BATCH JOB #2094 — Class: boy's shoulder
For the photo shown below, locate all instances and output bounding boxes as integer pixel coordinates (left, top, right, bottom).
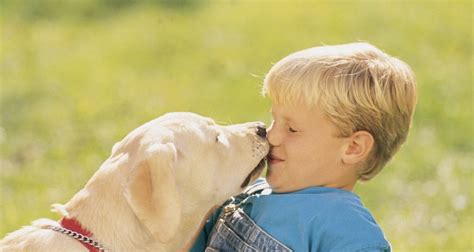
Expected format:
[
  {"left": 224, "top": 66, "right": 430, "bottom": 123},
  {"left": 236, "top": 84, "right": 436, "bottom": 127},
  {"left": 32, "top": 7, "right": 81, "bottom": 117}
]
[
  {"left": 244, "top": 179, "right": 381, "bottom": 229},
  {"left": 247, "top": 179, "right": 371, "bottom": 223},
  {"left": 307, "top": 191, "right": 389, "bottom": 251},
  {"left": 245, "top": 180, "right": 390, "bottom": 251}
]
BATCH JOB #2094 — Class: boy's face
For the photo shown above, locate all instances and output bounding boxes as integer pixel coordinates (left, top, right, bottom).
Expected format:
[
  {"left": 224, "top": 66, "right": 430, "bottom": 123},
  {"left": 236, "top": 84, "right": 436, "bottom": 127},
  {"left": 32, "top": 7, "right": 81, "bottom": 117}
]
[{"left": 266, "top": 103, "right": 354, "bottom": 192}]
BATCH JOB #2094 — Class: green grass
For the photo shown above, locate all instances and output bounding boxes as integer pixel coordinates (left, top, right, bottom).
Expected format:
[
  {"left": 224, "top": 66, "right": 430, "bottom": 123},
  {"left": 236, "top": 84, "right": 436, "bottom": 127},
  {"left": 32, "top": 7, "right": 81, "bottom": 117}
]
[{"left": 1, "top": 1, "right": 472, "bottom": 251}]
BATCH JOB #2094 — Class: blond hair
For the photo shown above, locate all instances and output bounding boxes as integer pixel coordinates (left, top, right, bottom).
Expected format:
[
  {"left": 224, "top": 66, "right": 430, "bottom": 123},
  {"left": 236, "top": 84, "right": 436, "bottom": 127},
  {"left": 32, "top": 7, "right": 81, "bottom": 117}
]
[{"left": 262, "top": 42, "right": 417, "bottom": 181}]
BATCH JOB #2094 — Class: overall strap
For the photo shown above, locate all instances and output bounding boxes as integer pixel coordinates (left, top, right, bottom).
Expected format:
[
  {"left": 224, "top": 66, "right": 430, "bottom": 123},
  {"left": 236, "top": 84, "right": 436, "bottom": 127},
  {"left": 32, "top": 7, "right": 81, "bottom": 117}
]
[
  {"left": 221, "top": 178, "right": 272, "bottom": 213},
  {"left": 243, "top": 178, "right": 272, "bottom": 195}
]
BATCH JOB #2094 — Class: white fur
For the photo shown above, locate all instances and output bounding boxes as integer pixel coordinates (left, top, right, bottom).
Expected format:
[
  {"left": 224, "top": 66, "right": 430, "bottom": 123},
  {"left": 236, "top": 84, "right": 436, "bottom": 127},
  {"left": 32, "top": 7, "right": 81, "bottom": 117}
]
[{"left": 0, "top": 112, "right": 269, "bottom": 252}]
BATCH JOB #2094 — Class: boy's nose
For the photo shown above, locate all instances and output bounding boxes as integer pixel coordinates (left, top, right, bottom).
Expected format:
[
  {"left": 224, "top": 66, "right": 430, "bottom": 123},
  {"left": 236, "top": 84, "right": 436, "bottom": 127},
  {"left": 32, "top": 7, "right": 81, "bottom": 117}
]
[
  {"left": 266, "top": 121, "right": 281, "bottom": 147},
  {"left": 256, "top": 125, "right": 267, "bottom": 138}
]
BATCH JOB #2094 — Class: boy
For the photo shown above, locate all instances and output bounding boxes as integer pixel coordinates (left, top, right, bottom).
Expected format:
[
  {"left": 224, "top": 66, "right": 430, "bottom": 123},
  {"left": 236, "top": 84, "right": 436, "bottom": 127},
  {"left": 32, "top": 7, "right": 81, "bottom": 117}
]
[{"left": 190, "top": 42, "right": 417, "bottom": 251}]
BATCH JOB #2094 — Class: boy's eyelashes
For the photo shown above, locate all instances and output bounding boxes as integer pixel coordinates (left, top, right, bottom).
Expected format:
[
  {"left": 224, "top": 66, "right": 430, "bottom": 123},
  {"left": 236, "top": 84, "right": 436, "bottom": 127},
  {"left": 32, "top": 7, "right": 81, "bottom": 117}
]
[
  {"left": 288, "top": 127, "right": 298, "bottom": 133},
  {"left": 270, "top": 120, "right": 299, "bottom": 133}
]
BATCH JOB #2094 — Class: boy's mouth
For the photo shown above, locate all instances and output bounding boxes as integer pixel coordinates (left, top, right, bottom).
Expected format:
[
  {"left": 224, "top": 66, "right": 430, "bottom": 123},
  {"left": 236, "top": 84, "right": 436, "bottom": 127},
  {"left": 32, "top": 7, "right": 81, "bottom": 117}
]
[{"left": 268, "top": 154, "right": 284, "bottom": 165}]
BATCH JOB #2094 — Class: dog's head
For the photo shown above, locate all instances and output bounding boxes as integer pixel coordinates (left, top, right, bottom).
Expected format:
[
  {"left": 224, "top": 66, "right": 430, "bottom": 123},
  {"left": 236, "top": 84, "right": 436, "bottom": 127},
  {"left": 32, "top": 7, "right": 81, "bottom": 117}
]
[{"left": 118, "top": 112, "right": 269, "bottom": 243}]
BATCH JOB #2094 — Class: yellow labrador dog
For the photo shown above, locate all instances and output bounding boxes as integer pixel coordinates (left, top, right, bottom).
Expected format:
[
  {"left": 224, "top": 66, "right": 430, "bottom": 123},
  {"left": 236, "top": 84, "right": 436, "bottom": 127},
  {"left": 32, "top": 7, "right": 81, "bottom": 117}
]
[{"left": 0, "top": 112, "right": 269, "bottom": 252}]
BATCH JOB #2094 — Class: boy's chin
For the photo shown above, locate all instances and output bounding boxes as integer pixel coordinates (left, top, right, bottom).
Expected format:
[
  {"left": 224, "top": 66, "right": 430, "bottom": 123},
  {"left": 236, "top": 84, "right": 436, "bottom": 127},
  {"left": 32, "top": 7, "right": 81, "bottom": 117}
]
[{"left": 265, "top": 171, "right": 284, "bottom": 192}]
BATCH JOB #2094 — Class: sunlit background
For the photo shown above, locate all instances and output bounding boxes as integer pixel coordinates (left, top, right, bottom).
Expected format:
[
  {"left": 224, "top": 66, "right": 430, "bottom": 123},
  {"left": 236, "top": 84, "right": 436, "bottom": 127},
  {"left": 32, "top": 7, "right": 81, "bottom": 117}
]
[{"left": 0, "top": 1, "right": 472, "bottom": 251}]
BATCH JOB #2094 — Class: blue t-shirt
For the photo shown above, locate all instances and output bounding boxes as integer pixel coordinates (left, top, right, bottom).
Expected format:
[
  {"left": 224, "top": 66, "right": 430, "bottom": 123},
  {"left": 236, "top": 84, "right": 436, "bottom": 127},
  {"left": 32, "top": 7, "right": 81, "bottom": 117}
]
[{"left": 192, "top": 181, "right": 391, "bottom": 252}]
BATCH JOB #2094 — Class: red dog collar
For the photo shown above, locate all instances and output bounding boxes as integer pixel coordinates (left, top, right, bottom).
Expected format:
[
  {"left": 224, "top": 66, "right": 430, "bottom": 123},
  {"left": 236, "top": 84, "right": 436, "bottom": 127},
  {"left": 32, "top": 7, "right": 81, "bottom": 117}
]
[{"left": 58, "top": 217, "right": 102, "bottom": 252}]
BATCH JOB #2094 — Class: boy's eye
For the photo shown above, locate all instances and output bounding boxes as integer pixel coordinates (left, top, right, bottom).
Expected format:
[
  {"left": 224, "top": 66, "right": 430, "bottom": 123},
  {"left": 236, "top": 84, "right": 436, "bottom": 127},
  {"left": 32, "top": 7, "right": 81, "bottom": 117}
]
[{"left": 288, "top": 127, "right": 298, "bottom": 133}]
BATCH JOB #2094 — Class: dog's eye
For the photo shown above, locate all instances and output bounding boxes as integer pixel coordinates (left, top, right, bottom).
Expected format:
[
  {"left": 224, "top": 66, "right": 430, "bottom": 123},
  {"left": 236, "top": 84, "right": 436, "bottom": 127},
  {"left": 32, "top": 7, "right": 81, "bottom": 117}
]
[{"left": 216, "top": 133, "right": 230, "bottom": 147}]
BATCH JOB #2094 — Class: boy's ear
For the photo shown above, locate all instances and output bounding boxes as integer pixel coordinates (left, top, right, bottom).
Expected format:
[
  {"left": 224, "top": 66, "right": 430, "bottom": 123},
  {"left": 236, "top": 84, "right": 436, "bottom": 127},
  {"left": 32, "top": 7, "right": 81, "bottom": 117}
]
[{"left": 341, "top": 131, "right": 374, "bottom": 165}]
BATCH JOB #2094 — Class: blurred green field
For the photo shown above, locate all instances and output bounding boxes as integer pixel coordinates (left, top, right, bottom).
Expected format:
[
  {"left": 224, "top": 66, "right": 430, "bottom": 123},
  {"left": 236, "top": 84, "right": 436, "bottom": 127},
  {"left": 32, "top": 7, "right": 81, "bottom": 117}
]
[{"left": 0, "top": 1, "right": 472, "bottom": 251}]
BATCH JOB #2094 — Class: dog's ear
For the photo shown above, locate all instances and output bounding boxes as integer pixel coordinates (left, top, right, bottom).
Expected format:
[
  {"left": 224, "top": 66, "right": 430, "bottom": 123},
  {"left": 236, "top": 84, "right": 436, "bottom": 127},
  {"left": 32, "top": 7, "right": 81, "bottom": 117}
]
[{"left": 125, "top": 142, "right": 181, "bottom": 243}]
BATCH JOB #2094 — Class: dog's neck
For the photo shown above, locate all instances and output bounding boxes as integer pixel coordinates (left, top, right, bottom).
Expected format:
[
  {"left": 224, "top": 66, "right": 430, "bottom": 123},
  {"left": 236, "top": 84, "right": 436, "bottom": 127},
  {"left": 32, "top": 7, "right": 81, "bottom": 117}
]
[
  {"left": 62, "top": 164, "right": 218, "bottom": 251},
  {"left": 62, "top": 156, "right": 159, "bottom": 251},
  {"left": 178, "top": 202, "right": 220, "bottom": 251}
]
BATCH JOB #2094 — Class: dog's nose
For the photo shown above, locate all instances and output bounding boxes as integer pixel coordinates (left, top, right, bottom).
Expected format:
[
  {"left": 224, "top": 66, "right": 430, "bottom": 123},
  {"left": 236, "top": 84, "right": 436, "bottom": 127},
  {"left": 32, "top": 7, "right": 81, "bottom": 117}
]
[{"left": 256, "top": 125, "right": 267, "bottom": 138}]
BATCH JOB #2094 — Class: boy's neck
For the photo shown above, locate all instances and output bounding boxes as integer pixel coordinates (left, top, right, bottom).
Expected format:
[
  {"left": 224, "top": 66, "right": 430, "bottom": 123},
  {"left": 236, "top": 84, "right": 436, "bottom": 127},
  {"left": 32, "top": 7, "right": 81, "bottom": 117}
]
[
  {"left": 325, "top": 182, "right": 355, "bottom": 191},
  {"left": 329, "top": 174, "right": 358, "bottom": 191}
]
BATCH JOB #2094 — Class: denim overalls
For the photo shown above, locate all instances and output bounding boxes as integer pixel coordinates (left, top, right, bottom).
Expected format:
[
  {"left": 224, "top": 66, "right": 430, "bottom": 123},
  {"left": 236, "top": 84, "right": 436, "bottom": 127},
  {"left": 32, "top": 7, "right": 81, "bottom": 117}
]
[{"left": 205, "top": 181, "right": 293, "bottom": 252}]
